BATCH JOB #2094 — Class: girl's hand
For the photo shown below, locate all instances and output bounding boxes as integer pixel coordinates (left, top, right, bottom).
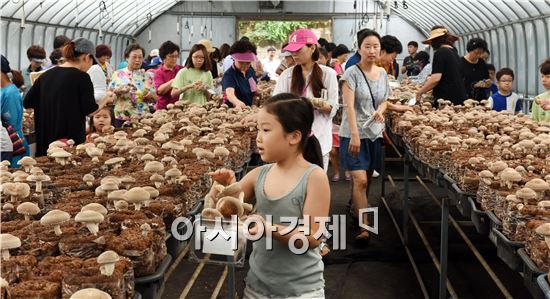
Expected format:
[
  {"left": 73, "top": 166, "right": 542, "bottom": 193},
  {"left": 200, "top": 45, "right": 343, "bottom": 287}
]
[
  {"left": 349, "top": 134, "right": 361, "bottom": 156},
  {"left": 246, "top": 214, "right": 272, "bottom": 235},
  {"left": 373, "top": 111, "right": 385, "bottom": 123},
  {"left": 208, "top": 168, "right": 236, "bottom": 186}
]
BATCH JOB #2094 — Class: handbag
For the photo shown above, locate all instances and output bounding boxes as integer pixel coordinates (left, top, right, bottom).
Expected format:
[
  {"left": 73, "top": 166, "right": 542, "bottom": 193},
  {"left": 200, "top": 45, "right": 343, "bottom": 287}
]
[{"left": 1, "top": 119, "right": 25, "bottom": 156}]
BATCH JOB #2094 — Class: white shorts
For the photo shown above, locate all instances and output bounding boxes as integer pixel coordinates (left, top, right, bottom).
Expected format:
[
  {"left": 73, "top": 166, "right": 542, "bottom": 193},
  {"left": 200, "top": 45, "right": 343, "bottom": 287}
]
[{"left": 243, "top": 286, "right": 325, "bottom": 299}]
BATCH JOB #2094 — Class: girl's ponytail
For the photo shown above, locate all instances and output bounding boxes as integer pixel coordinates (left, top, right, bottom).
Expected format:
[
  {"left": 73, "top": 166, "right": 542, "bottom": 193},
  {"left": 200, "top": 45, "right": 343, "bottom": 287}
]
[{"left": 303, "top": 135, "right": 323, "bottom": 169}]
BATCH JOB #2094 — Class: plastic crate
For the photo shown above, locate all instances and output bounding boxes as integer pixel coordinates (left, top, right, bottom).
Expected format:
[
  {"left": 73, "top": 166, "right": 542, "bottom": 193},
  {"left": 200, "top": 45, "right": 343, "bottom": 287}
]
[
  {"left": 442, "top": 174, "right": 456, "bottom": 190},
  {"left": 518, "top": 248, "right": 545, "bottom": 299},
  {"left": 166, "top": 200, "right": 204, "bottom": 258},
  {"left": 536, "top": 274, "right": 550, "bottom": 299},
  {"left": 135, "top": 254, "right": 173, "bottom": 299},
  {"left": 492, "top": 227, "right": 524, "bottom": 272},
  {"left": 487, "top": 211, "right": 503, "bottom": 246},
  {"left": 452, "top": 183, "right": 473, "bottom": 217},
  {"left": 468, "top": 197, "right": 490, "bottom": 235}
]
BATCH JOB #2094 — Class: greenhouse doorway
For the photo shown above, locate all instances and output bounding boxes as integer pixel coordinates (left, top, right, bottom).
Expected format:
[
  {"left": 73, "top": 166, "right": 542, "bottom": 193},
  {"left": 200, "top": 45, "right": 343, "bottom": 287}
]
[{"left": 237, "top": 20, "right": 332, "bottom": 62}]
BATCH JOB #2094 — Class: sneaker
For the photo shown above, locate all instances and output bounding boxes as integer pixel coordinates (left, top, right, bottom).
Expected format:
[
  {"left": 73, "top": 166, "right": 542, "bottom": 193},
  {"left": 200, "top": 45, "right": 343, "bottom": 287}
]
[{"left": 372, "top": 170, "right": 380, "bottom": 178}]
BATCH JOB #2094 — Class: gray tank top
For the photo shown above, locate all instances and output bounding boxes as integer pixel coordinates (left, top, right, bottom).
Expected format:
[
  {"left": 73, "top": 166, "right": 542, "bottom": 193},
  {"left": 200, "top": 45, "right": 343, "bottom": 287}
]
[{"left": 246, "top": 163, "right": 325, "bottom": 297}]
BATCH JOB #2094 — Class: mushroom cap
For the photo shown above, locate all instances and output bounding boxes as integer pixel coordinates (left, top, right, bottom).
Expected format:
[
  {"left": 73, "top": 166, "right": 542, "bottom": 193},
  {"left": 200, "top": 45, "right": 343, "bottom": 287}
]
[
  {"left": 515, "top": 188, "right": 537, "bottom": 200},
  {"left": 142, "top": 186, "right": 159, "bottom": 198},
  {"left": 83, "top": 174, "right": 95, "bottom": 183},
  {"left": 0, "top": 234, "right": 21, "bottom": 249},
  {"left": 120, "top": 176, "right": 136, "bottom": 185},
  {"left": 499, "top": 168, "right": 522, "bottom": 182},
  {"left": 535, "top": 223, "right": 550, "bottom": 236},
  {"left": 17, "top": 156, "right": 36, "bottom": 167},
  {"left": 140, "top": 153, "right": 155, "bottom": 161},
  {"left": 478, "top": 170, "right": 494, "bottom": 178},
  {"left": 488, "top": 161, "right": 508, "bottom": 173},
  {"left": 108, "top": 190, "right": 127, "bottom": 201},
  {"left": 51, "top": 150, "right": 72, "bottom": 158},
  {"left": 16, "top": 202, "right": 40, "bottom": 216},
  {"left": 100, "top": 176, "right": 122, "bottom": 186},
  {"left": 125, "top": 187, "right": 151, "bottom": 204},
  {"left": 216, "top": 196, "right": 244, "bottom": 217},
  {"left": 214, "top": 147, "right": 230, "bottom": 157},
  {"left": 165, "top": 168, "right": 182, "bottom": 178},
  {"left": 144, "top": 161, "right": 164, "bottom": 173},
  {"left": 525, "top": 178, "right": 550, "bottom": 193},
  {"left": 100, "top": 182, "right": 119, "bottom": 193},
  {"left": 201, "top": 208, "right": 223, "bottom": 219},
  {"left": 0, "top": 276, "right": 7, "bottom": 288},
  {"left": 81, "top": 203, "right": 108, "bottom": 216},
  {"left": 538, "top": 201, "right": 550, "bottom": 208},
  {"left": 114, "top": 200, "right": 129, "bottom": 210},
  {"left": 70, "top": 288, "right": 112, "bottom": 299},
  {"left": 104, "top": 157, "right": 125, "bottom": 166},
  {"left": 150, "top": 173, "right": 164, "bottom": 183},
  {"left": 97, "top": 250, "right": 119, "bottom": 264},
  {"left": 27, "top": 173, "right": 51, "bottom": 183},
  {"left": 41, "top": 209, "right": 70, "bottom": 226},
  {"left": 75, "top": 210, "right": 104, "bottom": 224}
]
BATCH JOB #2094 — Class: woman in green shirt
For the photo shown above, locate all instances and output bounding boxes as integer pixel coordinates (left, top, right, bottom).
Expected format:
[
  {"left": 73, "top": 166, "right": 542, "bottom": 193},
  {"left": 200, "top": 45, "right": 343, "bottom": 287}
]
[{"left": 171, "top": 44, "right": 213, "bottom": 105}]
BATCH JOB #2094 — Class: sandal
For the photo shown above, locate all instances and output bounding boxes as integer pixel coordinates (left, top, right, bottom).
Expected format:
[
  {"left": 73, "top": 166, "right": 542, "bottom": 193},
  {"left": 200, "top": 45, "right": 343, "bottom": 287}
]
[
  {"left": 331, "top": 174, "right": 340, "bottom": 182},
  {"left": 345, "top": 173, "right": 352, "bottom": 181}
]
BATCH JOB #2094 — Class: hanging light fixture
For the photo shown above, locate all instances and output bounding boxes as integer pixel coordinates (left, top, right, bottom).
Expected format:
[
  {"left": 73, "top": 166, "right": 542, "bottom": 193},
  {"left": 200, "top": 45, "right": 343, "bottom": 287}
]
[{"left": 20, "top": 0, "right": 26, "bottom": 28}]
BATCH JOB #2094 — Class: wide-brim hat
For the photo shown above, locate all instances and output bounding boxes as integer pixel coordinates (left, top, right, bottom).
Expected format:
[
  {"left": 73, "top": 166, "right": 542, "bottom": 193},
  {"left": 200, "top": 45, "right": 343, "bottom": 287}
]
[{"left": 422, "top": 28, "right": 458, "bottom": 45}]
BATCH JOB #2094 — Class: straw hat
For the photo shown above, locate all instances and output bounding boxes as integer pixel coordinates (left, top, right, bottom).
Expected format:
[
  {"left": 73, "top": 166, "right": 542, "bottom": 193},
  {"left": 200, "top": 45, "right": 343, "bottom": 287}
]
[
  {"left": 198, "top": 39, "right": 215, "bottom": 53},
  {"left": 422, "top": 28, "right": 458, "bottom": 44}
]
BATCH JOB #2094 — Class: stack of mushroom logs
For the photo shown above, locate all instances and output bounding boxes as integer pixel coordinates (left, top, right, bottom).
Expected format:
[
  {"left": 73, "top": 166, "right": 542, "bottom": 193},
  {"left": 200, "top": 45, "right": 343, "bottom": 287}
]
[
  {"left": 389, "top": 99, "right": 550, "bottom": 277},
  {"left": 0, "top": 100, "right": 258, "bottom": 299}
]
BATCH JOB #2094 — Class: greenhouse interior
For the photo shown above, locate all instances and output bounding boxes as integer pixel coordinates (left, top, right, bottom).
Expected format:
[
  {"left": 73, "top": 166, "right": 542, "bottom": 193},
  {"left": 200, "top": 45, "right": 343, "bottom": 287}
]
[{"left": 1, "top": 0, "right": 550, "bottom": 298}]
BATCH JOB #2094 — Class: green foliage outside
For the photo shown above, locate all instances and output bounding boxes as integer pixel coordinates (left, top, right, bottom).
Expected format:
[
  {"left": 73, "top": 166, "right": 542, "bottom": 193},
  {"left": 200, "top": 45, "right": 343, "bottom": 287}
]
[{"left": 238, "top": 21, "right": 330, "bottom": 47}]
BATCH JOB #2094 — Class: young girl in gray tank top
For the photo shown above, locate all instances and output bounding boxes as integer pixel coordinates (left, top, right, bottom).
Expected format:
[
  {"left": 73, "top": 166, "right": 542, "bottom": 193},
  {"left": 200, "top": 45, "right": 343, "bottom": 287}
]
[{"left": 209, "top": 93, "right": 331, "bottom": 298}]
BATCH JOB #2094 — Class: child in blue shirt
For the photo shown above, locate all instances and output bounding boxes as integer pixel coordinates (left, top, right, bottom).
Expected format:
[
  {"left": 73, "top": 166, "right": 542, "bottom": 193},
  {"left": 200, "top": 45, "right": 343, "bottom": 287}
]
[
  {"left": 486, "top": 64, "right": 498, "bottom": 97},
  {"left": 488, "top": 67, "right": 521, "bottom": 113}
]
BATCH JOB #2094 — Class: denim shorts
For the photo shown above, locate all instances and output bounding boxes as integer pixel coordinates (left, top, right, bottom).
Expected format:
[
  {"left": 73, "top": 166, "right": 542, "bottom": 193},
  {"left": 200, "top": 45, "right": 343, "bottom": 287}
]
[{"left": 339, "top": 137, "right": 382, "bottom": 171}]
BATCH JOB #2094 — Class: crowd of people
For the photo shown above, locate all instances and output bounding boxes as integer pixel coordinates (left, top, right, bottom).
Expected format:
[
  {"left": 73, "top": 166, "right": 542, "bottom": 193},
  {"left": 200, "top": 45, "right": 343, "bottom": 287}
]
[{"left": 1, "top": 24, "right": 549, "bottom": 299}]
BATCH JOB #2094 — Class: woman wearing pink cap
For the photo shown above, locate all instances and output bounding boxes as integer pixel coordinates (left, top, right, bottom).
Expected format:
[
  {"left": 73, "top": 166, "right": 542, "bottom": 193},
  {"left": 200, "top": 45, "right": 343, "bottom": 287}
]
[
  {"left": 273, "top": 28, "right": 339, "bottom": 172},
  {"left": 221, "top": 39, "right": 258, "bottom": 108}
]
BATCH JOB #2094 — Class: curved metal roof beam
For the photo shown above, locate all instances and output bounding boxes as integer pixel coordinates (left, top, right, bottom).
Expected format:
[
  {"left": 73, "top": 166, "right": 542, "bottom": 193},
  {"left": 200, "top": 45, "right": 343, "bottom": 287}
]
[
  {"left": 131, "top": 1, "right": 180, "bottom": 37},
  {"left": 393, "top": 9, "right": 432, "bottom": 35},
  {"left": 398, "top": 4, "right": 441, "bottom": 33},
  {"left": 466, "top": 0, "right": 499, "bottom": 28},
  {"left": 444, "top": 0, "right": 484, "bottom": 33},
  {"left": 26, "top": 1, "right": 54, "bottom": 20},
  {"left": 65, "top": 1, "right": 102, "bottom": 29},
  {"left": 27, "top": 1, "right": 57, "bottom": 19},
  {"left": 108, "top": 1, "right": 143, "bottom": 35},
  {"left": 425, "top": 0, "right": 475, "bottom": 33},
  {"left": 47, "top": 2, "right": 80, "bottom": 26},
  {"left": 59, "top": 0, "right": 98, "bottom": 27},
  {"left": 422, "top": 1, "right": 470, "bottom": 34}
]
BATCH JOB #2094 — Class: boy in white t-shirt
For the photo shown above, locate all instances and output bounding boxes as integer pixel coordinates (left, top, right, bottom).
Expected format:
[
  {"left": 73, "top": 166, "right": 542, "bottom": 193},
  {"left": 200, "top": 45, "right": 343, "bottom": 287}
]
[{"left": 488, "top": 67, "right": 521, "bottom": 113}]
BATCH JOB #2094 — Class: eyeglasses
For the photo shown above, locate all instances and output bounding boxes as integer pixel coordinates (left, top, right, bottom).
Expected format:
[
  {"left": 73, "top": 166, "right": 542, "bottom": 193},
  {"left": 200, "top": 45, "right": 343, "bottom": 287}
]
[{"left": 192, "top": 55, "right": 205, "bottom": 60}]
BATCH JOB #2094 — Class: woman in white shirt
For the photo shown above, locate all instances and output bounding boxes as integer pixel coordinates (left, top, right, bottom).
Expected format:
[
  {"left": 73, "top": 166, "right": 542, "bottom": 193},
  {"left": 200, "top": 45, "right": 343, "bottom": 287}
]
[{"left": 273, "top": 29, "right": 339, "bottom": 171}]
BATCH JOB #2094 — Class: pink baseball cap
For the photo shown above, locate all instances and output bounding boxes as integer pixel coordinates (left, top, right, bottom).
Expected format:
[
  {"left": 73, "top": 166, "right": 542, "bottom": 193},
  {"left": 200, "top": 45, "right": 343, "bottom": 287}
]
[{"left": 283, "top": 29, "right": 319, "bottom": 52}]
